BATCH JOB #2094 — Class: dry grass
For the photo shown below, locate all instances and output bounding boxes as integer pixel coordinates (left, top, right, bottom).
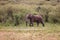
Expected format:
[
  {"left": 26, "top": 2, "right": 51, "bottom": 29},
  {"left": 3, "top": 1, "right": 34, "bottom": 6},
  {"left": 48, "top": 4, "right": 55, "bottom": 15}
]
[
  {"left": 0, "top": 21, "right": 60, "bottom": 40},
  {"left": 0, "top": 27, "right": 60, "bottom": 40}
]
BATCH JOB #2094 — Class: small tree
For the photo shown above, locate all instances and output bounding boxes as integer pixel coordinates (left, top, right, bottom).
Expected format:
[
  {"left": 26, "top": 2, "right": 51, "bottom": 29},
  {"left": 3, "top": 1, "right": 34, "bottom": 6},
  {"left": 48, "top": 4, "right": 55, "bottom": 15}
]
[
  {"left": 36, "top": 7, "right": 41, "bottom": 12},
  {"left": 7, "top": 7, "right": 14, "bottom": 22},
  {"left": 45, "top": 11, "right": 49, "bottom": 22},
  {"left": 14, "top": 15, "right": 19, "bottom": 26}
]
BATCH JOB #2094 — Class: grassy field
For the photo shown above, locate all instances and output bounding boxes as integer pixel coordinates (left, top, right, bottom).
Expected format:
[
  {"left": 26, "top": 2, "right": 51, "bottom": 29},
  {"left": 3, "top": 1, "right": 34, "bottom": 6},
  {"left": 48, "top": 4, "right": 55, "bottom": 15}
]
[
  {"left": 0, "top": 23, "right": 60, "bottom": 40},
  {"left": 0, "top": 23, "right": 60, "bottom": 32},
  {"left": 0, "top": 0, "right": 60, "bottom": 40}
]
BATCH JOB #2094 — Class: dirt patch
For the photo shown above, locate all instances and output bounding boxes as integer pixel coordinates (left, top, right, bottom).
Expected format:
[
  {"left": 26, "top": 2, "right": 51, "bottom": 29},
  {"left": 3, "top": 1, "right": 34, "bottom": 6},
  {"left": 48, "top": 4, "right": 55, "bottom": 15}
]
[{"left": 0, "top": 31, "right": 60, "bottom": 40}]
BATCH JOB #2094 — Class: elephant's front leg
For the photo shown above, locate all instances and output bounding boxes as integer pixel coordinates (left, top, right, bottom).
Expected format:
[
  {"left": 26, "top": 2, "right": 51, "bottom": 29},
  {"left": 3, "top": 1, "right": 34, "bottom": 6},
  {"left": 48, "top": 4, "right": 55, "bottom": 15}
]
[
  {"left": 31, "top": 22, "right": 33, "bottom": 26},
  {"left": 29, "top": 22, "right": 33, "bottom": 26}
]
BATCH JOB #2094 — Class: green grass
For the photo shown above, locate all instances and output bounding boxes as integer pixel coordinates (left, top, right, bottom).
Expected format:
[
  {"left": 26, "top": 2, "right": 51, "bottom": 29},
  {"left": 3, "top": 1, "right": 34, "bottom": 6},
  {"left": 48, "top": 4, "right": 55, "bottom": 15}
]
[{"left": 0, "top": 23, "right": 60, "bottom": 33}]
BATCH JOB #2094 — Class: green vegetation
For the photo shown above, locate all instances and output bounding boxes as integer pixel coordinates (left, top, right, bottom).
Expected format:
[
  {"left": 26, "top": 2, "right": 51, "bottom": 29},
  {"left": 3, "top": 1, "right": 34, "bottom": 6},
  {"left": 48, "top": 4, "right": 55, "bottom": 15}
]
[
  {"left": 0, "top": 0, "right": 60, "bottom": 26},
  {"left": 0, "top": 23, "right": 60, "bottom": 33}
]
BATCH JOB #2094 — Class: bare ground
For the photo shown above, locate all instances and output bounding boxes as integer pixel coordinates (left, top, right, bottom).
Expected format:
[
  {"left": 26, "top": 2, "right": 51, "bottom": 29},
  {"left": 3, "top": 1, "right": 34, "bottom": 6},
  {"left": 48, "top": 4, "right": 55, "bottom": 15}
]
[{"left": 0, "top": 29, "right": 60, "bottom": 40}]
